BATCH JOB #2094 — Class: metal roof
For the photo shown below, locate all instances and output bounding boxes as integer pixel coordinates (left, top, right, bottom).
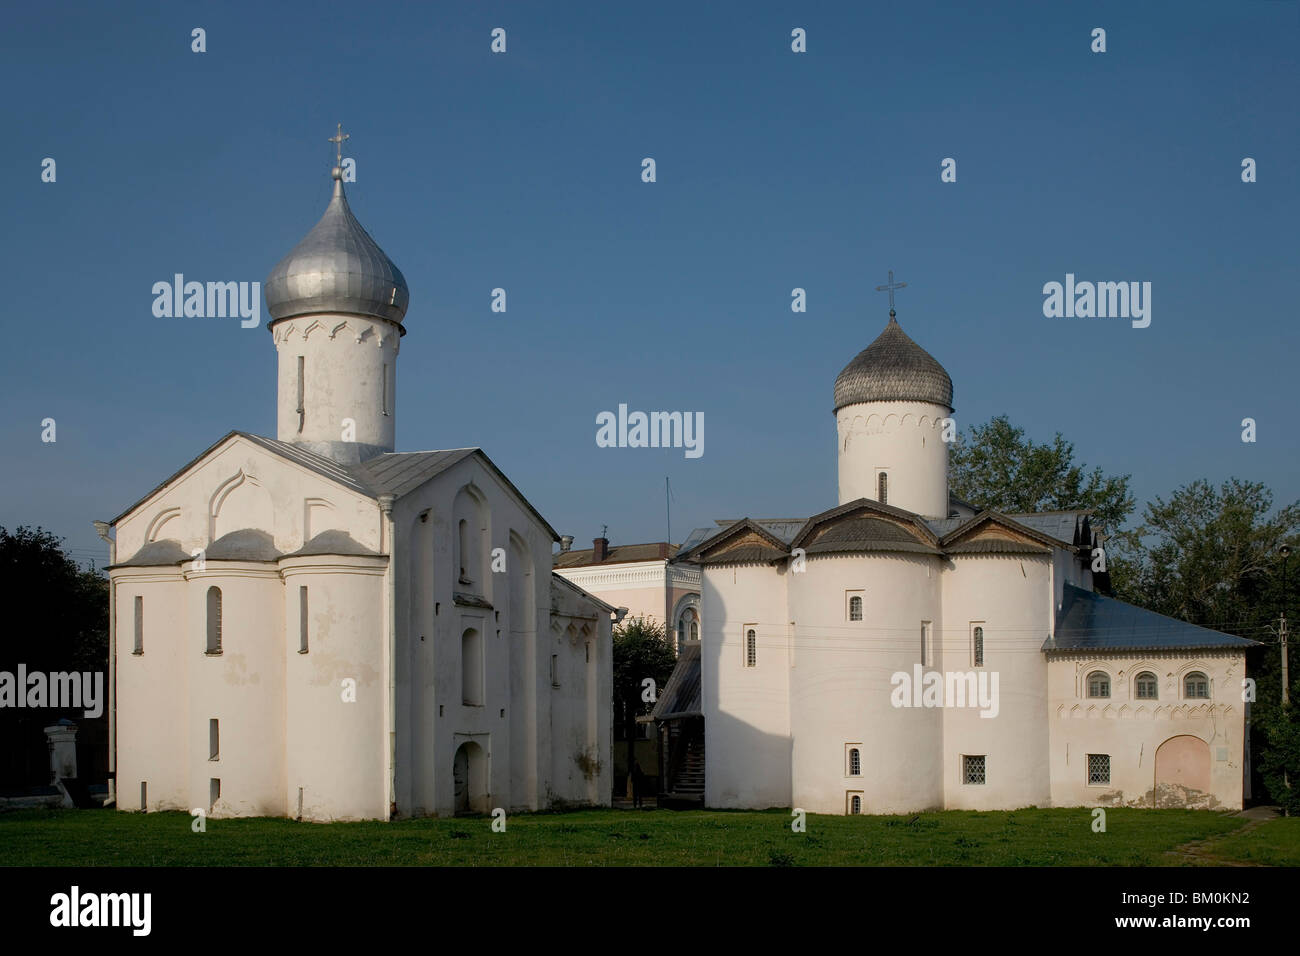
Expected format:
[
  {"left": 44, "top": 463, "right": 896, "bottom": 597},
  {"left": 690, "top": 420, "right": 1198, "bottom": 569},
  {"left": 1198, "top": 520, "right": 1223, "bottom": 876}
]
[
  {"left": 554, "top": 541, "right": 673, "bottom": 569},
  {"left": 649, "top": 642, "right": 702, "bottom": 721},
  {"left": 264, "top": 175, "right": 409, "bottom": 326},
  {"left": 1045, "top": 584, "right": 1259, "bottom": 652},
  {"left": 833, "top": 314, "right": 953, "bottom": 412},
  {"left": 347, "top": 448, "right": 477, "bottom": 498}
]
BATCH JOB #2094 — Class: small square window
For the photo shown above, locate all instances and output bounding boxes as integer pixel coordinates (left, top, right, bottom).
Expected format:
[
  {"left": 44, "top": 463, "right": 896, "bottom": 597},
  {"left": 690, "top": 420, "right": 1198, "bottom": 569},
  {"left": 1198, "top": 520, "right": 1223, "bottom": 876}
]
[
  {"left": 963, "top": 754, "right": 986, "bottom": 786},
  {"left": 1087, "top": 753, "right": 1110, "bottom": 786}
]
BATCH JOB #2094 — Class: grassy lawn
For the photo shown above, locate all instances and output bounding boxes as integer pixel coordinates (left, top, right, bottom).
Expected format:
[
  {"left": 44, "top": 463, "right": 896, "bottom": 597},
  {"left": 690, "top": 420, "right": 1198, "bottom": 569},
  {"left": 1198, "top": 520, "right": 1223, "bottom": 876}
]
[
  {"left": 0, "top": 805, "right": 1280, "bottom": 866},
  {"left": 1194, "top": 817, "right": 1300, "bottom": 867}
]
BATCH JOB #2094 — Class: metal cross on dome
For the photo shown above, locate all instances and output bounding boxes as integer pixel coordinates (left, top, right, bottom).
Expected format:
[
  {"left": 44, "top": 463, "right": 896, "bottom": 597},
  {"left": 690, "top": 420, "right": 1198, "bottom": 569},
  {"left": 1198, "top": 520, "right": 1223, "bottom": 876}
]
[
  {"left": 328, "top": 123, "right": 350, "bottom": 166},
  {"left": 876, "top": 270, "right": 907, "bottom": 312}
]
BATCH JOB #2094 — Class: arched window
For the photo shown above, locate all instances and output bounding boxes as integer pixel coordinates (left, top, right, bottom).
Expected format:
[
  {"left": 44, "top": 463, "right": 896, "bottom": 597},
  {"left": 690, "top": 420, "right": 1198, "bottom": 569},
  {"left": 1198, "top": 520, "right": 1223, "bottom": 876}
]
[
  {"left": 1087, "top": 670, "right": 1110, "bottom": 699},
  {"left": 1184, "top": 671, "right": 1210, "bottom": 699},
  {"left": 972, "top": 625, "right": 984, "bottom": 667},
  {"left": 205, "top": 586, "right": 222, "bottom": 654},
  {"left": 878, "top": 472, "right": 888, "bottom": 504},
  {"left": 745, "top": 629, "right": 757, "bottom": 667},
  {"left": 1135, "top": 672, "right": 1158, "bottom": 700},
  {"left": 848, "top": 748, "right": 861, "bottom": 776},
  {"left": 677, "top": 620, "right": 685, "bottom": 652},
  {"left": 690, "top": 621, "right": 698, "bottom": 641},
  {"left": 850, "top": 795, "right": 861, "bottom": 815},
  {"left": 849, "top": 595, "right": 863, "bottom": 621}
]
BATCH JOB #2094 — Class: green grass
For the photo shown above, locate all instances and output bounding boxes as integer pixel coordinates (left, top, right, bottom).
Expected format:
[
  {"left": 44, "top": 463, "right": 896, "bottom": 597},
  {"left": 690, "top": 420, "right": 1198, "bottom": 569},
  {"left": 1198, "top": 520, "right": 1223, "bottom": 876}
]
[
  {"left": 0, "top": 806, "right": 1278, "bottom": 866},
  {"left": 1196, "top": 817, "right": 1300, "bottom": 867}
]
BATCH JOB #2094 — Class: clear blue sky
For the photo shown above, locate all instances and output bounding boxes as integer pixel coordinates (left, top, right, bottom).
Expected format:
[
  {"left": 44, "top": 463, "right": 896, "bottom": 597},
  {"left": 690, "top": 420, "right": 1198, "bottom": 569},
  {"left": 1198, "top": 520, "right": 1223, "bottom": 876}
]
[{"left": 3, "top": 0, "right": 1296, "bottom": 566}]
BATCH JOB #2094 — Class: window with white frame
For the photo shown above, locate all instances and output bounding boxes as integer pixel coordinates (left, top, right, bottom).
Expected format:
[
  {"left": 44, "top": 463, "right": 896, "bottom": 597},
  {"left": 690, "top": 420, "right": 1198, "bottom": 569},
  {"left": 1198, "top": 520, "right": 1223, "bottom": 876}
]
[
  {"left": 963, "top": 754, "right": 986, "bottom": 785},
  {"left": 847, "top": 745, "right": 862, "bottom": 776},
  {"left": 1087, "top": 753, "right": 1110, "bottom": 786},
  {"left": 1087, "top": 670, "right": 1110, "bottom": 699},
  {"left": 1135, "top": 671, "right": 1158, "bottom": 700},
  {"left": 848, "top": 793, "right": 862, "bottom": 815},
  {"left": 847, "top": 590, "right": 864, "bottom": 622}
]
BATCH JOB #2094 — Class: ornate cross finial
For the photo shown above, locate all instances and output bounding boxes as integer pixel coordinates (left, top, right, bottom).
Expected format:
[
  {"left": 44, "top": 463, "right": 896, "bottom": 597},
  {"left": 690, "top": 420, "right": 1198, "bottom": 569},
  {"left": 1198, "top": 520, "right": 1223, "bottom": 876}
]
[
  {"left": 328, "top": 122, "right": 350, "bottom": 166},
  {"left": 875, "top": 270, "right": 907, "bottom": 315}
]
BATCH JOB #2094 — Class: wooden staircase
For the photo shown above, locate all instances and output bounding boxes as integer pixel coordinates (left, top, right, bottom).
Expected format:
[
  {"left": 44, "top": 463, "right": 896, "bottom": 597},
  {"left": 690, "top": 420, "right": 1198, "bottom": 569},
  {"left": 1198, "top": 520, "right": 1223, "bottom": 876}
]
[{"left": 662, "top": 720, "right": 705, "bottom": 805}]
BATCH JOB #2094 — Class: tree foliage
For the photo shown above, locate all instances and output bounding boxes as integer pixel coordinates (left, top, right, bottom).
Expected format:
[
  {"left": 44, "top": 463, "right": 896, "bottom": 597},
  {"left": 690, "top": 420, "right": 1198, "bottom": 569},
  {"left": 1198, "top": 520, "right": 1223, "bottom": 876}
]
[
  {"left": 0, "top": 526, "right": 107, "bottom": 674},
  {"left": 950, "top": 415, "right": 1136, "bottom": 533},
  {"left": 612, "top": 616, "right": 678, "bottom": 732}
]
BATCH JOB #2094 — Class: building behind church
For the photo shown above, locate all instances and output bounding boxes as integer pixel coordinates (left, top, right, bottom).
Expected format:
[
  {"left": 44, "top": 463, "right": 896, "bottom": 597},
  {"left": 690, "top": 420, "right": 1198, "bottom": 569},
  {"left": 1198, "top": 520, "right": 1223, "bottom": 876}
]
[
  {"left": 102, "top": 155, "right": 613, "bottom": 821},
  {"left": 671, "top": 303, "right": 1255, "bottom": 814}
]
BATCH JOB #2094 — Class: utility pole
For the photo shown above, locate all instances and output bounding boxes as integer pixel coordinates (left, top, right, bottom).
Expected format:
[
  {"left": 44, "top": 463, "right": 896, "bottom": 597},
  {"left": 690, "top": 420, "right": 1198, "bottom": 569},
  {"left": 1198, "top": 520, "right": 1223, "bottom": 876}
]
[{"left": 1283, "top": 545, "right": 1291, "bottom": 707}]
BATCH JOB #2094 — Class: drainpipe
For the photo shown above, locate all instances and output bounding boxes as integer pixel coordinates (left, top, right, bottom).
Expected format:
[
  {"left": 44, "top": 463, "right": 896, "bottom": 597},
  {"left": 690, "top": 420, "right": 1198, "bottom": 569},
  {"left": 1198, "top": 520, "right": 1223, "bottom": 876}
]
[
  {"left": 93, "top": 521, "right": 115, "bottom": 807},
  {"left": 379, "top": 494, "right": 397, "bottom": 819}
]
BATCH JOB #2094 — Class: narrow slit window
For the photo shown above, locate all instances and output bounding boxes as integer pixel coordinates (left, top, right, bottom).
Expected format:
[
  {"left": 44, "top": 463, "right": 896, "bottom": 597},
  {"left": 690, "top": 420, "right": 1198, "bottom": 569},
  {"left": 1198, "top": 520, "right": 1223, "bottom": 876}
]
[
  {"left": 850, "top": 794, "right": 861, "bottom": 815},
  {"left": 140, "top": 782, "right": 147, "bottom": 812},
  {"left": 878, "top": 472, "right": 888, "bottom": 504},
  {"left": 382, "top": 363, "right": 390, "bottom": 416},
  {"left": 848, "top": 595, "right": 863, "bottom": 621},
  {"left": 298, "top": 586, "right": 309, "bottom": 653},
  {"left": 745, "top": 628, "right": 757, "bottom": 667},
  {"left": 133, "top": 595, "right": 144, "bottom": 655},
  {"left": 296, "top": 355, "right": 305, "bottom": 433},
  {"left": 972, "top": 624, "right": 984, "bottom": 668},
  {"left": 209, "top": 718, "right": 219, "bottom": 760},
  {"left": 206, "top": 586, "right": 223, "bottom": 655},
  {"left": 848, "top": 748, "right": 861, "bottom": 776},
  {"left": 209, "top": 778, "right": 221, "bottom": 810},
  {"left": 920, "top": 621, "right": 931, "bottom": 667},
  {"left": 550, "top": 653, "right": 559, "bottom": 687}
]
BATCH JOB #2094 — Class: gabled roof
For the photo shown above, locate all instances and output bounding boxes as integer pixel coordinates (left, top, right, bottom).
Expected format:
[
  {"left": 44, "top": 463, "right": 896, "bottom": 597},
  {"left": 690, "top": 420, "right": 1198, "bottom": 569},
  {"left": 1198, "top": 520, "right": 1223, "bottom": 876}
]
[
  {"left": 790, "top": 498, "right": 942, "bottom": 555},
  {"left": 938, "top": 511, "right": 1065, "bottom": 554},
  {"left": 553, "top": 542, "right": 673, "bottom": 569},
  {"left": 550, "top": 571, "right": 616, "bottom": 613},
  {"left": 1044, "top": 584, "right": 1260, "bottom": 653},
  {"left": 676, "top": 518, "right": 791, "bottom": 565},
  {"left": 648, "top": 642, "right": 702, "bottom": 721},
  {"left": 111, "top": 432, "right": 559, "bottom": 541}
]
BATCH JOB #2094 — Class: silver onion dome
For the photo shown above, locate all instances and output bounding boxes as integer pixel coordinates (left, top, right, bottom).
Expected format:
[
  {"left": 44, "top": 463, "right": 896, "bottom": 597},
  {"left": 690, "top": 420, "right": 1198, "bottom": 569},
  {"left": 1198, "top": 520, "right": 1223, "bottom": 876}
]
[
  {"left": 264, "top": 171, "right": 409, "bottom": 326},
  {"left": 833, "top": 312, "right": 953, "bottom": 411}
]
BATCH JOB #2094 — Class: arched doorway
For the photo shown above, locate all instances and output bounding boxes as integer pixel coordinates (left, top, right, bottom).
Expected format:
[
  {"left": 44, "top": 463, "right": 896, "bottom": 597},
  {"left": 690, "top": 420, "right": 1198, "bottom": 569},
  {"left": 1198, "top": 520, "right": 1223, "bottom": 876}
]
[
  {"left": 452, "top": 740, "right": 488, "bottom": 815},
  {"left": 1154, "top": 735, "right": 1211, "bottom": 807}
]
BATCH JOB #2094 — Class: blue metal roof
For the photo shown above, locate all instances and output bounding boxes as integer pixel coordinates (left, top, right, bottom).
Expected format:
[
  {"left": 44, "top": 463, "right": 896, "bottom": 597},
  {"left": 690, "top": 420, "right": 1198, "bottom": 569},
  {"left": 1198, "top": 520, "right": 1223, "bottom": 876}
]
[{"left": 1045, "top": 584, "right": 1259, "bottom": 652}]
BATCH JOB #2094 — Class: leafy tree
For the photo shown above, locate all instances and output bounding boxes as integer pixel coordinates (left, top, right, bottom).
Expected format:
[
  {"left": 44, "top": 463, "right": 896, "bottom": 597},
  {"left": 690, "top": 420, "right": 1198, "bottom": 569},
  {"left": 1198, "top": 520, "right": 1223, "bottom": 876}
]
[
  {"left": 1115, "top": 479, "right": 1300, "bottom": 811},
  {"left": 0, "top": 526, "right": 109, "bottom": 787},
  {"left": 950, "top": 415, "right": 1136, "bottom": 532},
  {"left": 612, "top": 616, "right": 677, "bottom": 790},
  {"left": 1116, "top": 478, "right": 1299, "bottom": 629},
  {"left": 0, "top": 526, "right": 107, "bottom": 674}
]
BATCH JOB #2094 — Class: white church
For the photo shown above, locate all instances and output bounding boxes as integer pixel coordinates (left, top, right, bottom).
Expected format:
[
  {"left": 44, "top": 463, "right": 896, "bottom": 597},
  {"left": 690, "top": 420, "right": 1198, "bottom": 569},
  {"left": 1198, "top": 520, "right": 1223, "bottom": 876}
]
[
  {"left": 666, "top": 296, "right": 1256, "bottom": 815},
  {"left": 102, "top": 150, "right": 613, "bottom": 821}
]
